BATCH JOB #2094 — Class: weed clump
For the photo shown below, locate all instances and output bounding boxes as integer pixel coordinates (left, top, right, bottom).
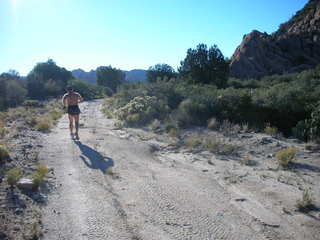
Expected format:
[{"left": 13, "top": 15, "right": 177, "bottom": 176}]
[
  {"left": 32, "top": 164, "right": 49, "bottom": 189},
  {"left": 185, "top": 137, "right": 203, "bottom": 149},
  {"left": 0, "top": 145, "right": 9, "bottom": 163},
  {"left": 296, "top": 190, "right": 315, "bottom": 212},
  {"left": 7, "top": 168, "right": 23, "bottom": 187},
  {"left": 35, "top": 121, "right": 51, "bottom": 132},
  {"left": 204, "top": 139, "right": 239, "bottom": 155},
  {"left": 264, "top": 125, "right": 278, "bottom": 137},
  {"left": 276, "top": 147, "right": 297, "bottom": 168}
]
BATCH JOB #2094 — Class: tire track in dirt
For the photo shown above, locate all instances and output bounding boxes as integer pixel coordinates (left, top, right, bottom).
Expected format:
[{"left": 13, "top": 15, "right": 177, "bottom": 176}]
[{"left": 41, "top": 100, "right": 295, "bottom": 239}]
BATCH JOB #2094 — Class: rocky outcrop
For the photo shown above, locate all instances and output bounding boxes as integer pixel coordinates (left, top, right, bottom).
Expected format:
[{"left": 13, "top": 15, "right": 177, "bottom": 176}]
[{"left": 230, "top": 0, "right": 320, "bottom": 79}]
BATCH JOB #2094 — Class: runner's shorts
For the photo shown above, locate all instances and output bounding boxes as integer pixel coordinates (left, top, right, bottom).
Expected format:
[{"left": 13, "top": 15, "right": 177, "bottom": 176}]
[{"left": 67, "top": 105, "right": 81, "bottom": 115}]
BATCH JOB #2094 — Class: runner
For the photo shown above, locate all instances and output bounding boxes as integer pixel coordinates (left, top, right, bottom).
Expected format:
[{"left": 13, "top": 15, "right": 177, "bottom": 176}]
[{"left": 62, "top": 86, "right": 83, "bottom": 140}]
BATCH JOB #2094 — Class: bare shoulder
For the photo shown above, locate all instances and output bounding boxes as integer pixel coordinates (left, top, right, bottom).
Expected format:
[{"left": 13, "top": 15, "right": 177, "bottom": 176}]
[{"left": 74, "top": 92, "right": 83, "bottom": 98}]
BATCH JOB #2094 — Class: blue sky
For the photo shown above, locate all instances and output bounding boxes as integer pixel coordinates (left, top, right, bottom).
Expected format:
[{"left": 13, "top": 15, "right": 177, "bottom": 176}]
[{"left": 0, "top": 0, "right": 308, "bottom": 75}]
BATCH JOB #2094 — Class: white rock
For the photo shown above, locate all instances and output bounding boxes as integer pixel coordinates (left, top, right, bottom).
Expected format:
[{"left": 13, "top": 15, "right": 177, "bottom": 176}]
[{"left": 17, "top": 178, "right": 34, "bottom": 190}]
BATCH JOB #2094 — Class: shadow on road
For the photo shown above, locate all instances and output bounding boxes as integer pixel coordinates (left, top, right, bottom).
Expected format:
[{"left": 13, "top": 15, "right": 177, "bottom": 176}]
[{"left": 75, "top": 141, "right": 114, "bottom": 173}]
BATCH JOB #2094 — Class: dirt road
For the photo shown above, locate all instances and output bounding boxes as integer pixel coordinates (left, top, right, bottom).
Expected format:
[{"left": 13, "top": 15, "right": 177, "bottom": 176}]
[{"left": 41, "top": 100, "right": 319, "bottom": 240}]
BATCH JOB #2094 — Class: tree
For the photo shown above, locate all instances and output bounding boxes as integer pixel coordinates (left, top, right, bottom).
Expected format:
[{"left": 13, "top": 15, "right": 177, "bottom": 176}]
[
  {"left": 147, "top": 64, "right": 176, "bottom": 82},
  {"left": 26, "top": 59, "right": 73, "bottom": 99},
  {"left": 0, "top": 71, "right": 27, "bottom": 109},
  {"left": 179, "top": 44, "right": 229, "bottom": 87},
  {"left": 96, "top": 66, "right": 125, "bottom": 92}
]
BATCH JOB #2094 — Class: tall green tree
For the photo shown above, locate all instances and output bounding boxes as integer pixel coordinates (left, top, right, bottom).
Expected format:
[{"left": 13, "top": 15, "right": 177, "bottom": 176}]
[
  {"left": 147, "top": 64, "right": 176, "bottom": 82},
  {"left": 27, "top": 59, "right": 73, "bottom": 99},
  {"left": 96, "top": 66, "right": 125, "bottom": 92},
  {"left": 179, "top": 44, "right": 229, "bottom": 88}
]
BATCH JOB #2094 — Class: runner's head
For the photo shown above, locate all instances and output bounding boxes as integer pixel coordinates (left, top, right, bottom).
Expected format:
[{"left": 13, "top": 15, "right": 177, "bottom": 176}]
[{"left": 66, "top": 86, "right": 74, "bottom": 93}]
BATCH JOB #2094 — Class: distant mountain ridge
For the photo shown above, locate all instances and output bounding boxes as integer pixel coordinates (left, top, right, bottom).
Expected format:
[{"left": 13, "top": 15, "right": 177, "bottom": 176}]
[
  {"left": 230, "top": 0, "right": 320, "bottom": 79},
  {"left": 72, "top": 68, "right": 147, "bottom": 83}
]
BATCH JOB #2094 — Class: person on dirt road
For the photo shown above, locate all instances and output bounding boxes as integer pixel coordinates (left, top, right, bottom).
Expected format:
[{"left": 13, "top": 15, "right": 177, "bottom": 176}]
[{"left": 62, "top": 86, "right": 83, "bottom": 140}]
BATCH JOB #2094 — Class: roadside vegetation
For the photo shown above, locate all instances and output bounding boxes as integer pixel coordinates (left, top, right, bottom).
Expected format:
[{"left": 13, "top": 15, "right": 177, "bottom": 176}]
[{"left": 102, "top": 43, "right": 320, "bottom": 143}]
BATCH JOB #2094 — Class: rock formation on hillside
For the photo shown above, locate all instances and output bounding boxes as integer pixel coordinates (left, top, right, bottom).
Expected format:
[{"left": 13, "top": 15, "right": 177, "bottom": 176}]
[
  {"left": 230, "top": 0, "right": 320, "bottom": 79},
  {"left": 72, "top": 69, "right": 97, "bottom": 83}
]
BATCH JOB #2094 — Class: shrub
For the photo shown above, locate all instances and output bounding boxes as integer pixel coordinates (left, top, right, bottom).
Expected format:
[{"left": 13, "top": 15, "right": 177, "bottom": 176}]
[
  {"left": 7, "top": 168, "right": 23, "bottom": 187},
  {"left": 296, "top": 190, "right": 315, "bottom": 212},
  {"left": 219, "top": 120, "right": 241, "bottom": 137},
  {"left": 264, "top": 125, "right": 278, "bottom": 137},
  {"left": 309, "top": 102, "right": 320, "bottom": 142},
  {"left": 0, "top": 127, "right": 8, "bottom": 138},
  {"left": 0, "top": 145, "right": 9, "bottom": 163},
  {"left": 48, "top": 110, "right": 62, "bottom": 121},
  {"left": 168, "top": 128, "right": 178, "bottom": 138},
  {"left": 276, "top": 147, "right": 297, "bottom": 168},
  {"left": 185, "top": 137, "right": 203, "bottom": 149},
  {"left": 115, "top": 96, "right": 169, "bottom": 126},
  {"left": 203, "top": 139, "right": 239, "bottom": 155},
  {"left": 164, "top": 123, "right": 177, "bottom": 133},
  {"left": 207, "top": 118, "right": 219, "bottom": 130},
  {"left": 292, "top": 120, "right": 309, "bottom": 141},
  {"left": 35, "top": 121, "right": 51, "bottom": 132},
  {"left": 32, "top": 164, "right": 49, "bottom": 188},
  {"left": 176, "top": 98, "right": 212, "bottom": 127},
  {"left": 149, "top": 119, "right": 161, "bottom": 131},
  {"left": 23, "top": 100, "right": 42, "bottom": 107}
]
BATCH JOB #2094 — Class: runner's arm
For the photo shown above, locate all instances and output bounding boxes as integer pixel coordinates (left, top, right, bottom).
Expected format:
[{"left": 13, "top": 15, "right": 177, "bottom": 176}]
[
  {"left": 78, "top": 93, "right": 84, "bottom": 103},
  {"left": 62, "top": 94, "right": 68, "bottom": 107}
]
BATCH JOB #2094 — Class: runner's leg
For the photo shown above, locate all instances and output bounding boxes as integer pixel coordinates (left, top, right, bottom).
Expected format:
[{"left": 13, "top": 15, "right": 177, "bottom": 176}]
[
  {"left": 74, "top": 114, "right": 80, "bottom": 139},
  {"left": 68, "top": 114, "right": 74, "bottom": 133}
]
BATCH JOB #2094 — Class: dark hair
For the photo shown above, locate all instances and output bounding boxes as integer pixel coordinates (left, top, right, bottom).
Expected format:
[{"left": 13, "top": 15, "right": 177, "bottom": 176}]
[{"left": 66, "top": 86, "right": 74, "bottom": 91}]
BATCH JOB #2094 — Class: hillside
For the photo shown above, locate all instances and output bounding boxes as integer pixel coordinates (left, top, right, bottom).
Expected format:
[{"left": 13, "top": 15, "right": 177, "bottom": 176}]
[
  {"left": 230, "top": 0, "right": 320, "bottom": 79},
  {"left": 72, "top": 68, "right": 147, "bottom": 83}
]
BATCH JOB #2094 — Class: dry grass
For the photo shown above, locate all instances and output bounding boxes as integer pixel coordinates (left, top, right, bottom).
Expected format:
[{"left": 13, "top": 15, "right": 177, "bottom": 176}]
[
  {"left": 264, "top": 125, "right": 278, "bottom": 137},
  {"left": 35, "top": 121, "right": 51, "bottom": 132},
  {"left": 32, "top": 164, "right": 49, "bottom": 189},
  {"left": 185, "top": 137, "right": 203, "bottom": 149},
  {"left": 183, "top": 135, "right": 239, "bottom": 155},
  {"left": 296, "top": 190, "right": 315, "bottom": 212},
  {"left": 204, "top": 139, "right": 239, "bottom": 155},
  {"left": 276, "top": 147, "right": 297, "bottom": 168}
]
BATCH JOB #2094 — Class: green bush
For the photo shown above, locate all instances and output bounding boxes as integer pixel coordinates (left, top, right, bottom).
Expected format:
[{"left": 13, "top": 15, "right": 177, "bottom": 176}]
[
  {"left": 115, "top": 96, "right": 169, "bottom": 126},
  {"left": 7, "top": 168, "right": 23, "bottom": 187},
  {"left": 309, "top": 102, "right": 320, "bottom": 142},
  {"left": 102, "top": 65, "right": 320, "bottom": 141},
  {"left": 176, "top": 98, "right": 212, "bottom": 127},
  {"left": 292, "top": 120, "right": 309, "bottom": 141},
  {"left": 0, "top": 145, "right": 9, "bottom": 163},
  {"left": 23, "top": 100, "right": 43, "bottom": 107}
]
